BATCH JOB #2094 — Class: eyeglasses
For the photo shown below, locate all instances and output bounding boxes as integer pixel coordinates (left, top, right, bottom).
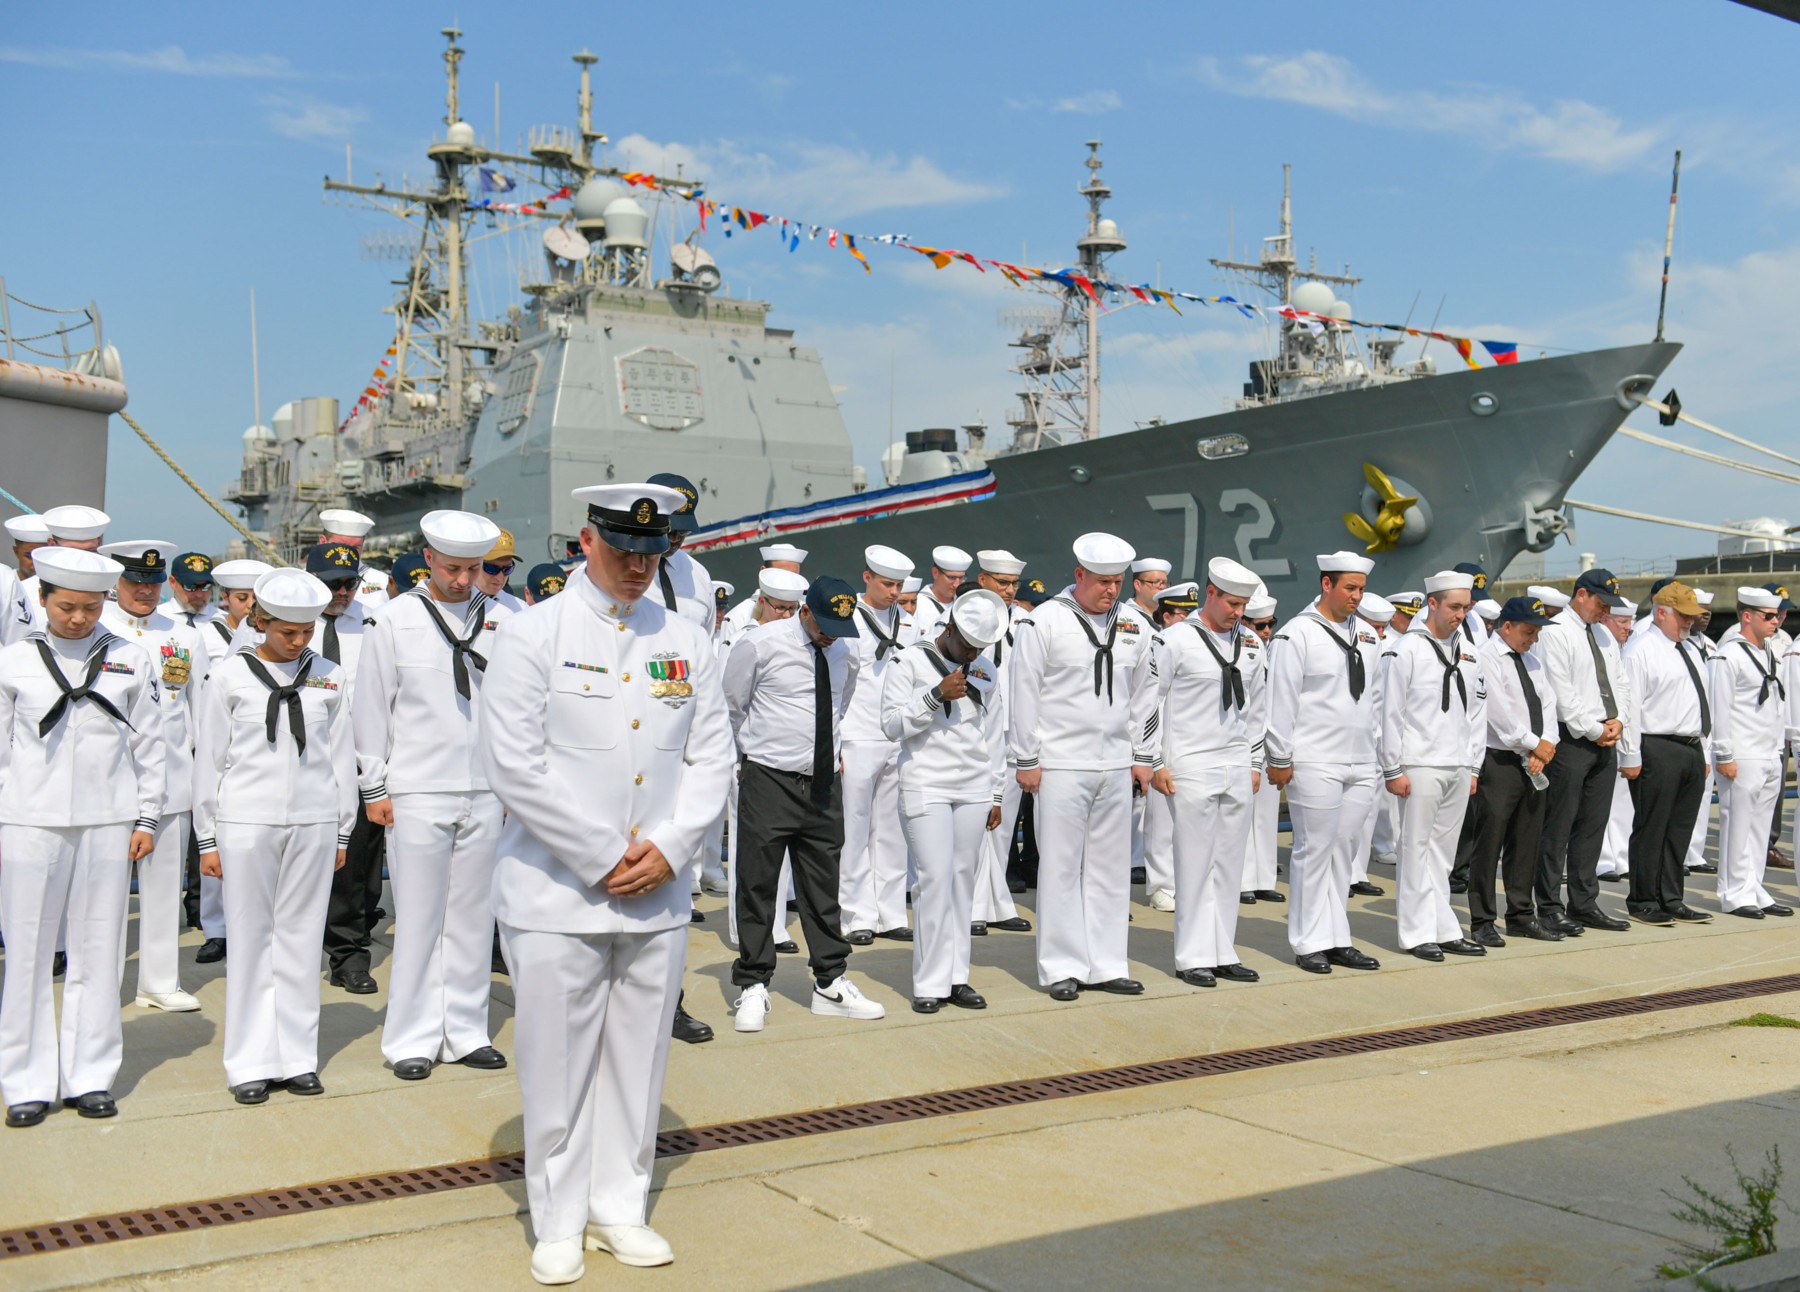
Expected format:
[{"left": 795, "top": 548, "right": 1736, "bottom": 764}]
[
  {"left": 482, "top": 561, "right": 515, "bottom": 576},
  {"left": 1249, "top": 618, "right": 1277, "bottom": 631}
]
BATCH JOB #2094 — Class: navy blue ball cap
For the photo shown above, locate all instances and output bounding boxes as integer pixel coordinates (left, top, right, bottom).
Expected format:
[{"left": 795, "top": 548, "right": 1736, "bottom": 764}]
[
  {"left": 1762, "top": 581, "right": 1796, "bottom": 613},
  {"left": 646, "top": 472, "right": 700, "bottom": 533},
  {"left": 170, "top": 552, "right": 214, "bottom": 588},
  {"left": 805, "top": 576, "right": 861, "bottom": 638},
  {"left": 390, "top": 553, "right": 430, "bottom": 588},
  {"left": 526, "top": 562, "right": 567, "bottom": 600},
  {"left": 1497, "top": 595, "right": 1554, "bottom": 625},
  {"left": 1573, "top": 567, "right": 1627, "bottom": 608},
  {"left": 305, "top": 542, "right": 361, "bottom": 583},
  {"left": 1452, "top": 562, "right": 1492, "bottom": 600}
]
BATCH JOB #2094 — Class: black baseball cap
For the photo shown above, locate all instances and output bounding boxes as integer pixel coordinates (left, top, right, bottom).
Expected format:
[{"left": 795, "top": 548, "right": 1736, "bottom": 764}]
[
  {"left": 171, "top": 552, "right": 214, "bottom": 588},
  {"left": 1497, "top": 595, "right": 1554, "bottom": 625},
  {"left": 646, "top": 472, "right": 700, "bottom": 534},
  {"left": 805, "top": 576, "right": 861, "bottom": 638},
  {"left": 526, "top": 562, "right": 567, "bottom": 600},
  {"left": 1572, "top": 568, "right": 1627, "bottom": 608},
  {"left": 305, "top": 542, "right": 361, "bottom": 584}
]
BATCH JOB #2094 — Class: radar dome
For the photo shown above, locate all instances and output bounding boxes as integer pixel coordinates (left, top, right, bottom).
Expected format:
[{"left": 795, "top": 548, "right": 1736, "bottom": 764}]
[
  {"left": 601, "top": 197, "right": 649, "bottom": 250},
  {"left": 242, "top": 424, "right": 275, "bottom": 447},
  {"left": 1291, "top": 282, "right": 1335, "bottom": 315},
  {"left": 445, "top": 121, "right": 477, "bottom": 148},
  {"left": 1096, "top": 218, "right": 1122, "bottom": 239},
  {"left": 1328, "top": 299, "right": 1353, "bottom": 320},
  {"left": 572, "top": 178, "right": 627, "bottom": 222}
]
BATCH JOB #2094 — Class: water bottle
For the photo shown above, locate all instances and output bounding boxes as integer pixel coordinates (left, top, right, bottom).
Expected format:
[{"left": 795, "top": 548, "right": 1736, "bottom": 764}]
[{"left": 1522, "top": 753, "right": 1549, "bottom": 792}]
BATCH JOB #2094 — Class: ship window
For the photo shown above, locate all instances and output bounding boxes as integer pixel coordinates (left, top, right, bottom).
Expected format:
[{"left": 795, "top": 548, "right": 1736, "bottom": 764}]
[
  {"left": 1196, "top": 433, "right": 1249, "bottom": 460},
  {"left": 1469, "top": 392, "right": 1499, "bottom": 417}
]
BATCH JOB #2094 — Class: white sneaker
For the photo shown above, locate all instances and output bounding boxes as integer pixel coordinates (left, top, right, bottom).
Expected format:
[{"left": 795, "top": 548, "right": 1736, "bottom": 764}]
[
  {"left": 1371, "top": 851, "right": 1398, "bottom": 867},
  {"left": 586, "top": 1222, "right": 674, "bottom": 1267},
  {"left": 530, "top": 1236, "right": 585, "bottom": 1285},
  {"left": 136, "top": 989, "right": 201, "bottom": 1013},
  {"left": 812, "top": 975, "right": 886, "bottom": 1020},
  {"left": 700, "top": 875, "right": 730, "bottom": 896},
  {"left": 733, "top": 983, "right": 770, "bottom": 1033},
  {"left": 1148, "top": 888, "right": 1176, "bottom": 912}
]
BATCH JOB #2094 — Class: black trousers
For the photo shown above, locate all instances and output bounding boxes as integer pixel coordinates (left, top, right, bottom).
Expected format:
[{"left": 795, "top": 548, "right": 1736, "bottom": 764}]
[
  {"left": 732, "top": 759, "right": 852, "bottom": 989},
  {"left": 1628, "top": 735, "right": 1706, "bottom": 914},
  {"left": 1535, "top": 728, "right": 1616, "bottom": 920},
  {"left": 1009, "top": 792, "right": 1040, "bottom": 887},
  {"left": 1449, "top": 797, "right": 1481, "bottom": 887},
  {"left": 183, "top": 828, "right": 203, "bottom": 929},
  {"left": 323, "top": 802, "right": 387, "bottom": 973},
  {"left": 1469, "top": 752, "right": 1546, "bottom": 928}
]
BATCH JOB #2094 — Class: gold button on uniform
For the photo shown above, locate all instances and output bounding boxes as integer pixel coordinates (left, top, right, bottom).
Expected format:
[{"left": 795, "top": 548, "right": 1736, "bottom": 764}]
[
  {"left": 634, "top": 774, "right": 643, "bottom": 785},
  {"left": 631, "top": 719, "right": 640, "bottom": 729},
  {"left": 629, "top": 826, "right": 639, "bottom": 837},
  {"left": 582, "top": 683, "right": 591, "bottom": 691},
  {"left": 622, "top": 672, "right": 631, "bottom": 682}
]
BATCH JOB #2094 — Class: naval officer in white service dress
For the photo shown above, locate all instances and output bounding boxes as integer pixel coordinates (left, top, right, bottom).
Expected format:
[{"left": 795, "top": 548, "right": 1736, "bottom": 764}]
[{"left": 477, "top": 483, "right": 733, "bottom": 1285}]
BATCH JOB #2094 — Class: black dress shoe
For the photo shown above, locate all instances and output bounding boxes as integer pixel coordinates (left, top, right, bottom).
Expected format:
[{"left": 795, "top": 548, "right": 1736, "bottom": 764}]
[
  {"left": 329, "top": 968, "right": 379, "bottom": 995},
  {"left": 1504, "top": 918, "right": 1564, "bottom": 942},
  {"left": 1326, "top": 946, "right": 1380, "bottom": 970},
  {"left": 970, "top": 922, "right": 988, "bottom": 936},
  {"left": 1448, "top": 880, "right": 1468, "bottom": 895},
  {"left": 1348, "top": 881, "right": 1384, "bottom": 897},
  {"left": 393, "top": 1058, "right": 433, "bottom": 1081},
  {"left": 690, "top": 909, "right": 705, "bottom": 924},
  {"left": 196, "top": 938, "right": 227, "bottom": 964},
  {"left": 876, "top": 927, "right": 914, "bottom": 942},
  {"left": 1253, "top": 889, "right": 1285, "bottom": 903},
  {"left": 282, "top": 1073, "right": 324, "bottom": 1096},
  {"left": 1440, "top": 938, "right": 1486, "bottom": 957},
  {"left": 775, "top": 940, "right": 800, "bottom": 954},
  {"left": 454, "top": 1046, "right": 509, "bottom": 1069},
  {"left": 1007, "top": 876, "right": 1028, "bottom": 894},
  {"left": 1295, "top": 951, "right": 1332, "bottom": 975},
  {"left": 1215, "top": 963, "right": 1260, "bottom": 982},
  {"left": 52, "top": 951, "right": 67, "bottom": 978},
  {"left": 1600, "top": 871, "right": 1628, "bottom": 883},
  {"left": 1729, "top": 906, "right": 1766, "bottom": 919},
  {"left": 786, "top": 900, "right": 800, "bottom": 913},
  {"left": 1543, "top": 914, "right": 1586, "bottom": 936},
  {"left": 1572, "top": 909, "right": 1629, "bottom": 932},
  {"left": 845, "top": 929, "right": 875, "bottom": 946},
  {"left": 1471, "top": 925, "right": 1506, "bottom": 949},
  {"left": 1080, "top": 978, "right": 1145, "bottom": 995},
  {"left": 1764, "top": 903, "right": 1794, "bottom": 917},
  {"left": 988, "top": 917, "right": 1032, "bottom": 932},
  {"left": 63, "top": 1091, "right": 117, "bottom": 1119},
  {"left": 1130, "top": 867, "right": 1147, "bottom": 885},
  {"left": 1629, "top": 908, "right": 1673, "bottom": 926},
  {"left": 1409, "top": 943, "right": 1445, "bottom": 962},
  {"left": 1176, "top": 967, "right": 1217, "bottom": 988},
  {"left": 947, "top": 984, "right": 987, "bottom": 1009},
  {"left": 5, "top": 1101, "right": 49, "bottom": 1128},
  {"left": 1688, "top": 862, "right": 1718, "bottom": 874},
  {"left": 232, "top": 1081, "right": 270, "bottom": 1106},
  {"left": 1048, "top": 978, "right": 1080, "bottom": 1001},
  {"left": 912, "top": 997, "right": 942, "bottom": 1014},
  {"left": 671, "top": 1006, "right": 714, "bottom": 1044},
  {"left": 1665, "top": 903, "right": 1712, "bottom": 923},
  {"left": 1239, "top": 893, "right": 1258, "bottom": 905}
]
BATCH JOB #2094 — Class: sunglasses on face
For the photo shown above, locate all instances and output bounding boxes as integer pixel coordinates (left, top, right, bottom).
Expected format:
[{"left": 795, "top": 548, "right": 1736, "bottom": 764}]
[
  {"left": 322, "top": 578, "right": 359, "bottom": 592},
  {"left": 1249, "top": 618, "right": 1277, "bottom": 631},
  {"left": 1754, "top": 610, "right": 1782, "bottom": 621},
  {"left": 483, "top": 561, "right": 515, "bottom": 576}
]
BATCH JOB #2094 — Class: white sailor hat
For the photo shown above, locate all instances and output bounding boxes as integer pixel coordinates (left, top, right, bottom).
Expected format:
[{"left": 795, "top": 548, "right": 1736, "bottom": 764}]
[
  {"left": 1205, "top": 556, "right": 1259, "bottom": 598},
  {"left": 420, "top": 509, "right": 503, "bottom": 559},
  {"left": 758, "top": 568, "right": 809, "bottom": 601},
  {"left": 40, "top": 504, "right": 110, "bottom": 542},
  {"left": 1423, "top": 570, "right": 1475, "bottom": 595},
  {"left": 571, "top": 483, "right": 685, "bottom": 554},
  {"left": 759, "top": 543, "right": 809, "bottom": 564},
  {"left": 1316, "top": 550, "right": 1375, "bottom": 575},
  {"left": 318, "top": 508, "right": 375, "bottom": 538},
  {"left": 1130, "top": 557, "right": 1172, "bottom": 576},
  {"left": 976, "top": 548, "right": 1026, "bottom": 576},
  {"left": 1245, "top": 590, "right": 1278, "bottom": 619},
  {"left": 1526, "top": 584, "right": 1571, "bottom": 610},
  {"left": 949, "top": 589, "right": 1009, "bottom": 648},
  {"left": 1387, "top": 591, "right": 1425, "bottom": 613},
  {"left": 1474, "top": 598, "right": 1504, "bottom": 622},
  {"left": 32, "top": 547, "right": 122, "bottom": 592},
  {"left": 864, "top": 544, "right": 914, "bottom": 580},
  {"left": 99, "top": 540, "right": 179, "bottom": 584},
  {"left": 901, "top": 575, "right": 923, "bottom": 594},
  {"left": 1359, "top": 592, "right": 1396, "bottom": 625},
  {"left": 1613, "top": 598, "right": 1639, "bottom": 616},
  {"left": 931, "top": 545, "right": 973, "bottom": 573},
  {"left": 254, "top": 568, "right": 332, "bottom": 624},
  {"left": 4, "top": 514, "right": 50, "bottom": 544},
  {"left": 1694, "top": 588, "right": 1715, "bottom": 608},
  {"left": 1740, "top": 586, "right": 1784, "bottom": 610},
  {"left": 213, "top": 559, "right": 274, "bottom": 591},
  {"left": 1074, "top": 532, "right": 1136, "bottom": 576}
]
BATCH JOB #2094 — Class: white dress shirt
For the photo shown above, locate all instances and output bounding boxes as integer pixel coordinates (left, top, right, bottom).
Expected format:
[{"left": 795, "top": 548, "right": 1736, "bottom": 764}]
[
  {"left": 654, "top": 549, "right": 715, "bottom": 633},
  {"left": 1711, "top": 635, "right": 1786, "bottom": 764},
  {"left": 1153, "top": 618, "right": 1267, "bottom": 772},
  {"left": 1263, "top": 609, "right": 1383, "bottom": 769},
  {"left": 310, "top": 600, "right": 372, "bottom": 702},
  {"left": 879, "top": 639, "right": 1006, "bottom": 807},
  {"left": 722, "top": 614, "right": 859, "bottom": 772},
  {"left": 1008, "top": 590, "right": 1159, "bottom": 772},
  {"left": 840, "top": 597, "right": 915, "bottom": 742},
  {"left": 102, "top": 603, "right": 207, "bottom": 815},
  {"left": 1619, "top": 629, "right": 1710, "bottom": 768},
  {"left": 1377, "top": 623, "right": 1486, "bottom": 777},
  {"left": 1537, "top": 614, "right": 1626, "bottom": 742},
  {"left": 0, "top": 563, "right": 31, "bottom": 647},
  {"left": 1480, "top": 634, "right": 1560, "bottom": 756}
]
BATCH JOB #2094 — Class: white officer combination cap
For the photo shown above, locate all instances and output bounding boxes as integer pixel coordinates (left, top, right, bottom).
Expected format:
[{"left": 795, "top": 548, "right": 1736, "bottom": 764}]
[
  {"left": 31, "top": 547, "right": 123, "bottom": 592},
  {"left": 976, "top": 548, "right": 1026, "bottom": 576},
  {"left": 1316, "top": 550, "right": 1375, "bottom": 575},
  {"left": 1359, "top": 593, "right": 1396, "bottom": 625},
  {"left": 759, "top": 543, "right": 809, "bottom": 564},
  {"left": 1130, "top": 557, "right": 1172, "bottom": 575},
  {"left": 1157, "top": 580, "right": 1200, "bottom": 602},
  {"left": 1387, "top": 590, "right": 1425, "bottom": 612},
  {"left": 318, "top": 508, "right": 375, "bottom": 538},
  {"left": 864, "top": 544, "right": 914, "bottom": 580},
  {"left": 1074, "top": 532, "right": 1136, "bottom": 576},
  {"left": 758, "top": 568, "right": 809, "bottom": 601},
  {"left": 1740, "top": 586, "right": 1783, "bottom": 610},
  {"left": 950, "top": 588, "right": 1009, "bottom": 648},
  {"left": 4, "top": 514, "right": 50, "bottom": 544},
  {"left": 1245, "top": 591, "right": 1278, "bottom": 619},
  {"left": 420, "top": 510, "right": 503, "bottom": 559},
  {"left": 254, "top": 568, "right": 332, "bottom": 624},
  {"left": 212, "top": 559, "right": 275, "bottom": 590},
  {"left": 901, "top": 575, "right": 923, "bottom": 593},
  {"left": 1474, "top": 599, "right": 1504, "bottom": 622},
  {"left": 714, "top": 580, "right": 735, "bottom": 599},
  {"left": 1423, "top": 570, "right": 1475, "bottom": 595},
  {"left": 1205, "top": 557, "right": 1259, "bottom": 598},
  {"left": 1526, "top": 584, "right": 1571, "bottom": 610},
  {"left": 931, "top": 545, "right": 972, "bottom": 573},
  {"left": 40, "top": 504, "right": 111, "bottom": 542}
]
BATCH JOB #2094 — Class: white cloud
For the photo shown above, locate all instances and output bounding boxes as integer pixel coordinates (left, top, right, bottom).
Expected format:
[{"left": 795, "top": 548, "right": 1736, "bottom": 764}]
[
  {"left": 0, "top": 44, "right": 297, "bottom": 78},
  {"left": 264, "top": 96, "right": 367, "bottom": 143},
  {"left": 1196, "top": 51, "right": 1661, "bottom": 173},
  {"left": 1007, "top": 89, "right": 1123, "bottom": 114}
]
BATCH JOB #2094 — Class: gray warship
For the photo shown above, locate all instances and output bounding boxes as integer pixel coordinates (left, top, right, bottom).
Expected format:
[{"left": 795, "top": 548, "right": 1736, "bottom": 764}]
[{"left": 226, "top": 31, "right": 1679, "bottom": 598}]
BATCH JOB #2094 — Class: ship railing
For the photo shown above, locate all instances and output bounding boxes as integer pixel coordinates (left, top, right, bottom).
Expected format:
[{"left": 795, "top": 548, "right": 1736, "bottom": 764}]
[{"left": 0, "top": 277, "right": 105, "bottom": 370}]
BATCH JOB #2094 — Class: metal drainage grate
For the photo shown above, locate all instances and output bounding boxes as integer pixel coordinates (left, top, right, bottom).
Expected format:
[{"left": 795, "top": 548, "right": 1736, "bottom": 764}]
[{"left": 6, "top": 972, "right": 1798, "bottom": 1262}]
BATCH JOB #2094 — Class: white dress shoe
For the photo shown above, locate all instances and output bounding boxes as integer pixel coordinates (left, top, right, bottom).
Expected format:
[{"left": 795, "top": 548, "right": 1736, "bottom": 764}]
[
  {"left": 700, "top": 876, "right": 729, "bottom": 896},
  {"left": 586, "top": 1222, "right": 674, "bottom": 1267},
  {"left": 811, "top": 975, "right": 885, "bottom": 1020},
  {"left": 136, "top": 989, "right": 201, "bottom": 1013},
  {"left": 530, "top": 1235, "right": 585, "bottom": 1285},
  {"left": 733, "top": 983, "right": 770, "bottom": 1033},
  {"left": 1148, "top": 888, "right": 1175, "bottom": 912}
]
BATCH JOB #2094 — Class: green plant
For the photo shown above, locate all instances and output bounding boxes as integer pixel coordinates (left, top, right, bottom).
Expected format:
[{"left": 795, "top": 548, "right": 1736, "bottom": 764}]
[
  {"left": 1658, "top": 1146, "right": 1788, "bottom": 1282},
  {"left": 1730, "top": 1013, "right": 1800, "bottom": 1029}
]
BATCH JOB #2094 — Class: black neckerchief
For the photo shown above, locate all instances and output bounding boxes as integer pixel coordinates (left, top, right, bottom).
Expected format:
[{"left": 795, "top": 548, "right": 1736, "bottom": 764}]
[
  {"left": 1189, "top": 620, "right": 1245, "bottom": 713},
  {"left": 1420, "top": 629, "right": 1468, "bottom": 712},
  {"left": 240, "top": 648, "right": 315, "bottom": 753},
  {"left": 1738, "top": 640, "right": 1785, "bottom": 707},
  {"left": 412, "top": 587, "right": 490, "bottom": 700},
  {"left": 857, "top": 602, "right": 902, "bottom": 662},
  {"left": 1306, "top": 611, "right": 1365, "bottom": 701},
  {"left": 1054, "top": 595, "right": 1119, "bottom": 701},
  {"left": 33, "top": 632, "right": 130, "bottom": 736},
  {"left": 212, "top": 618, "right": 234, "bottom": 644},
  {"left": 918, "top": 640, "right": 986, "bottom": 716},
  {"left": 993, "top": 624, "right": 1013, "bottom": 668}
]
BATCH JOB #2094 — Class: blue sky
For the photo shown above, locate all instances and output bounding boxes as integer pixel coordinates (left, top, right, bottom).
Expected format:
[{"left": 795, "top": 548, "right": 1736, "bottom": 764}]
[{"left": 5, "top": 1, "right": 1797, "bottom": 569}]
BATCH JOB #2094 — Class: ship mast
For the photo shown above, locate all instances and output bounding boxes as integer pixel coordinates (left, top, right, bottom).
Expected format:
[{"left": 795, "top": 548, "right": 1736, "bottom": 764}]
[{"left": 1209, "top": 163, "right": 1358, "bottom": 304}]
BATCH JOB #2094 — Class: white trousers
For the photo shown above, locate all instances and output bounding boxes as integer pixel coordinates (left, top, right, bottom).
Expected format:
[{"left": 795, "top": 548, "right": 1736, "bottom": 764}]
[
  {"left": 697, "top": 803, "right": 727, "bottom": 894},
  {"left": 1718, "top": 759, "right": 1780, "bottom": 912},
  {"left": 1371, "top": 800, "right": 1399, "bottom": 863},
  {"left": 129, "top": 811, "right": 189, "bottom": 998},
  {"left": 0, "top": 823, "right": 130, "bottom": 1104},
  {"left": 1034, "top": 767, "right": 1132, "bottom": 986},
  {"left": 1285, "top": 763, "right": 1378, "bottom": 955},
  {"left": 1350, "top": 780, "right": 1378, "bottom": 885},
  {"left": 218, "top": 821, "right": 335, "bottom": 1086},
  {"left": 972, "top": 773, "right": 1021, "bottom": 923},
  {"left": 902, "top": 801, "right": 988, "bottom": 998},
  {"left": 1393, "top": 767, "right": 1471, "bottom": 949},
  {"left": 1143, "top": 788, "right": 1176, "bottom": 897},
  {"left": 1686, "top": 767, "right": 1717, "bottom": 869},
  {"left": 1169, "top": 764, "right": 1253, "bottom": 970},
  {"left": 1243, "top": 779, "right": 1280, "bottom": 892},
  {"left": 839, "top": 740, "right": 907, "bottom": 934},
  {"left": 382, "top": 791, "right": 502, "bottom": 1065},
  {"left": 503, "top": 923, "right": 681, "bottom": 1245},
  {"left": 1598, "top": 770, "right": 1632, "bottom": 876},
  {"left": 199, "top": 872, "right": 226, "bottom": 938},
  {"left": 1130, "top": 787, "right": 1147, "bottom": 873},
  {"left": 726, "top": 771, "right": 793, "bottom": 948}
]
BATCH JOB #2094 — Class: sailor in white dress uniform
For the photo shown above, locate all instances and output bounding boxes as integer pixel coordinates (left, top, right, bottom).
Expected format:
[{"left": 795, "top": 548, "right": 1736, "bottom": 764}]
[
  {"left": 17, "top": 504, "right": 110, "bottom": 634},
  {"left": 880, "top": 590, "right": 1009, "bottom": 1012},
  {"left": 477, "top": 483, "right": 733, "bottom": 1284},
  {"left": 969, "top": 550, "right": 1032, "bottom": 935},
  {"left": 195, "top": 569, "right": 356, "bottom": 1102},
  {"left": 1240, "top": 588, "right": 1284, "bottom": 903},
  {"left": 1711, "top": 588, "right": 1792, "bottom": 918},
  {"left": 5, "top": 513, "right": 49, "bottom": 583},
  {"left": 355, "top": 510, "right": 514, "bottom": 1079},
  {"left": 1010, "top": 533, "right": 1160, "bottom": 999},
  {"left": 915, "top": 545, "right": 973, "bottom": 629},
  {"left": 0, "top": 549, "right": 164, "bottom": 1127},
  {"left": 1121, "top": 557, "right": 1170, "bottom": 883},
  {"left": 1141, "top": 581, "right": 1199, "bottom": 912},
  {"left": 98, "top": 540, "right": 206, "bottom": 1012}
]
